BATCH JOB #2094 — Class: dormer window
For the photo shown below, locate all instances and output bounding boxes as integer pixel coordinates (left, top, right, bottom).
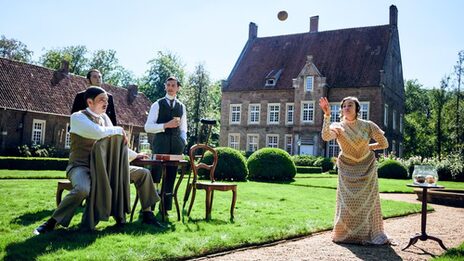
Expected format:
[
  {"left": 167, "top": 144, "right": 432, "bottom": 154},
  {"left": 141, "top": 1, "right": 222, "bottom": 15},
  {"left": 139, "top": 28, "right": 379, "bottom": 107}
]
[
  {"left": 305, "top": 76, "right": 314, "bottom": 92},
  {"left": 265, "top": 79, "right": 275, "bottom": 86},
  {"left": 265, "top": 68, "right": 283, "bottom": 87}
]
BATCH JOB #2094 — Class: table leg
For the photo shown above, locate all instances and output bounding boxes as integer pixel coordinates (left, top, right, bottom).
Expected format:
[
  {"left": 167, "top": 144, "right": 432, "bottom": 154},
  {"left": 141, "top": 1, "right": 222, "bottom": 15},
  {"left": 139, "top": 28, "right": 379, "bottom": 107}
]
[
  {"left": 160, "top": 166, "right": 166, "bottom": 222},
  {"left": 173, "top": 165, "right": 186, "bottom": 221}
]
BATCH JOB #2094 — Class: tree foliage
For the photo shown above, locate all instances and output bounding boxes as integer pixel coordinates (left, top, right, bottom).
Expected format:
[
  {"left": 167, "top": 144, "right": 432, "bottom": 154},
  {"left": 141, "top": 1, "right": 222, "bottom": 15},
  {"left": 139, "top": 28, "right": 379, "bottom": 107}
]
[
  {"left": 39, "top": 45, "right": 89, "bottom": 76},
  {"left": 139, "top": 51, "right": 185, "bottom": 102},
  {"left": 0, "top": 35, "right": 33, "bottom": 62}
]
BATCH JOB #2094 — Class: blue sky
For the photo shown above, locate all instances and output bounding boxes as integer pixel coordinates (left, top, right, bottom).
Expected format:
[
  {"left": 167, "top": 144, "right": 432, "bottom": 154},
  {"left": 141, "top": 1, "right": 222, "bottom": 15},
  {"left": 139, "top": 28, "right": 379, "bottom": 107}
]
[{"left": 1, "top": 0, "right": 463, "bottom": 88}]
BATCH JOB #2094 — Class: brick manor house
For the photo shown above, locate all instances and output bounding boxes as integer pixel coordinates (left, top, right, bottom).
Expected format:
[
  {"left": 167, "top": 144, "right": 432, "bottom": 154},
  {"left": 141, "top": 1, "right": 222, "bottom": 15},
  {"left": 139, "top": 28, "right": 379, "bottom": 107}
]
[
  {"left": 220, "top": 5, "right": 405, "bottom": 158},
  {"left": 0, "top": 58, "right": 152, "bottom": 156}
]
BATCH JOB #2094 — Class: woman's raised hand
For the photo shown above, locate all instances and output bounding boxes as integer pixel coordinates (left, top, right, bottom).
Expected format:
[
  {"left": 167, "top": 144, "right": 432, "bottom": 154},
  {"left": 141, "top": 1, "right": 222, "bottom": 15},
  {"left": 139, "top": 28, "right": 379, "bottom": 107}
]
[{"left": 319, "top": 97, "right": 331, "bottom": 116}]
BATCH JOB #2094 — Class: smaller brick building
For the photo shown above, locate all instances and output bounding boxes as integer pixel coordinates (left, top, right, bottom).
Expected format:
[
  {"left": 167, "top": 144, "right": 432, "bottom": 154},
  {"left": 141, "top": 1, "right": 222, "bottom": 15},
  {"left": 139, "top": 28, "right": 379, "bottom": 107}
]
[
  {"left": 220, "top": 5, "right": 405, "bottom": 157},
  {"left": 0, "top": 58, "right": 152, "bottom": 156}
]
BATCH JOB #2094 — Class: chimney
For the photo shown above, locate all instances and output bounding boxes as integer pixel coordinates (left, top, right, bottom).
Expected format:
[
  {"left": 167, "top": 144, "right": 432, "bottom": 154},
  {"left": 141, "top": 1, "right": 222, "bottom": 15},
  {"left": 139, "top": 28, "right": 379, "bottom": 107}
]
[
  {"left": 389, "top": 5, "right": 398, "bottom": 26},
  {"left": 51, "top": 59, "right": 70, "bottom": 86},
  {"left": 249, "top": 22, "right": 258, "bottom": 40},
  {"left": 126, "top": 84, "right": 138, "bottom": 104},
  {"left": 60, "top": 59, "right": 69, "bottom": 74},
  {"left": 310, "top": 16, "right": 319, "bottom": 33}
]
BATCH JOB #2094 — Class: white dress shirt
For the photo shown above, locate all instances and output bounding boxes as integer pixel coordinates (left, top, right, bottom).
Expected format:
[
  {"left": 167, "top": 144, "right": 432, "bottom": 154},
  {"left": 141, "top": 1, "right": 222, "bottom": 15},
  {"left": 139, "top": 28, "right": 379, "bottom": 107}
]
[
  {"left": 144, "top": 94, "right": 187, "bottom": 143},
  {"left": 70, "top": 108, "right": 138, "bottom": 161}
]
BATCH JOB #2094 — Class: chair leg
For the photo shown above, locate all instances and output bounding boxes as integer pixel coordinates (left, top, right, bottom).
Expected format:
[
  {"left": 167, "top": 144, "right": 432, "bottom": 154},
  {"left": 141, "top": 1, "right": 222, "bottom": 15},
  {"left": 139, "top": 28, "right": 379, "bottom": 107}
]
[
  {"left": 130, "top": 193, "right": 139, "bottom": 223},
  {"left": 183, "top": 183, "right": 192, "bottom": 209},
  {"left": 231, "top": 188, "right": 237, "bottom": 220},
  {"left": 56, "top": 186, "right": 64, "bottom": 206},
  {"left": 187, "top": 187, "right": 197, "bottom": 217},
  {"left": 210, "top": 190, "right": 214, "bottom": 212},
  {"left": 205, "top": 189, "right": 212, "bottom": 220}
]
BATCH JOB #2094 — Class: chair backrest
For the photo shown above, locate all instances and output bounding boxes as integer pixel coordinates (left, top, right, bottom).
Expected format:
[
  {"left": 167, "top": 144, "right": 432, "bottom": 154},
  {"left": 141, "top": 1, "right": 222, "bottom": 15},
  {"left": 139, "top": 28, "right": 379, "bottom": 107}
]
[{"left": 189, "top": 144, "right": 218, "bottom": 183}]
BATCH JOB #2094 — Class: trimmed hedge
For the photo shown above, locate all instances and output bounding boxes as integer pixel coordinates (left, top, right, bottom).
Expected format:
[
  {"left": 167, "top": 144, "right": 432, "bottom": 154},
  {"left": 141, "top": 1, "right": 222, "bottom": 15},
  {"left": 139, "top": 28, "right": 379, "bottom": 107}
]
[
  {"left": 247, "top": 148, "right": 296, "bottom": 181},
  {"left": 296, "top": 166, "right": 322, "bottom": 174},
  {"left": 0, "top": 157, "right": 68, "bottom": 170},
  {"left": 199, "top": 147, "right": 248, "bottom": 181},
  {"left": 377, "top": 159, "right": 408, "bottom": 179},
  {"left": 292, "top": 155, "right": 318, "bottom": 166}
]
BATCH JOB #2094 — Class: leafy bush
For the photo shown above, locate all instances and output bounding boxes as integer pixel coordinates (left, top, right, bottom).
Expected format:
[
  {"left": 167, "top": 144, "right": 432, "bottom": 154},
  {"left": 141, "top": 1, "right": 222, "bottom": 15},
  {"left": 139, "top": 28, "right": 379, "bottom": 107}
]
[
  {"left": 314, "top": 157, "right": 335, "bottom": 172},
  {"left": 377, "top": 159, "right": 408, "bottom": 179},
  {"left": 292, "top": 155, "right": 318, "bottom": 166},
  {"left": 17, "top": 144, "right": 64, "bottom": 158},
  {"left": 199, "top": 147, "right": 248, "bottom": 181},
  {"left": 247, "top": 148, "right": 296, "bottom": 181},
  {"left": 0, "top": 157, "right": 68, "bottom": 170}
]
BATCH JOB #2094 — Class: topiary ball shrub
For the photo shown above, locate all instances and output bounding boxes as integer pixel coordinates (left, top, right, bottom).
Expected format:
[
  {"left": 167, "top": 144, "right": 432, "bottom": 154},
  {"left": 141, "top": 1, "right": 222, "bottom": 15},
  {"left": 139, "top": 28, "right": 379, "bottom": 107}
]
[
  {"left": 377, "top": 159, "right": 408, "bottom": 179},
  {"left": 247, "top": 148, "right": 296, "bottom": 182},
  {"left": 198, "top": 147, "right": 248, "bottom": 181},
  {"left": 314, "top": 157, "right": 335, "bottom": 172}
]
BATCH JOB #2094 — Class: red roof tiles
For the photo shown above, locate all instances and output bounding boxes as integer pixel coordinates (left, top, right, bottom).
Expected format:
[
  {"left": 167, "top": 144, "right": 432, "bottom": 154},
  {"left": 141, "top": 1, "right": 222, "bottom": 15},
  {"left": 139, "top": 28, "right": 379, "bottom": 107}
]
[{"left": 0, "top": 58, "right": 151, "bottom": 127}]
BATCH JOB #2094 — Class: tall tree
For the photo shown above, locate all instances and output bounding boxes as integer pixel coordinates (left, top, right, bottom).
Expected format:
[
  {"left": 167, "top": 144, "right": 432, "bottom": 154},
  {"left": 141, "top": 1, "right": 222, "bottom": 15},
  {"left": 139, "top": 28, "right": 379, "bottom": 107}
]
[
  {"left": 0, "top": 35, "right": 33, "bottom": 62},
  {"left": 454, "top": 50, "right": 464, "bottom": 151},
  {"left": 430, "top": 76, "right": 450, "bottom": 160},
  {"left": 88, "top": 49, "right": 119, "bottom": 81},
  {"left": 139, "top": 51, "right": 185, "bottom": 102},
  {"left": 183, "top": 63, "right": 211, "bottom": 145},
  {"left": 39, "top": 45, "right": 89, "bottom": 75}
]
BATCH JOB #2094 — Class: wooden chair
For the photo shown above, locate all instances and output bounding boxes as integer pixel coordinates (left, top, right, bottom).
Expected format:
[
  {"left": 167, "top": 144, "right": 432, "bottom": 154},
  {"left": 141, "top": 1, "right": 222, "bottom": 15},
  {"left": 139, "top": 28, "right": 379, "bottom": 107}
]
[{"left": 187, "top": 144, "right": 237, "bottom": 220}]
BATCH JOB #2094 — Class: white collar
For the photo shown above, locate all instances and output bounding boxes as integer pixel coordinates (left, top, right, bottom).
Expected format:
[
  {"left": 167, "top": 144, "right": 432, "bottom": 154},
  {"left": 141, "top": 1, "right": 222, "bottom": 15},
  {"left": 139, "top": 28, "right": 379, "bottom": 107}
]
[
  {"left": 165, "top": 94, "right": 176, "bottom": 100},
  {"left": 86, "top": 108, "right": 103, "bottom": 118}
]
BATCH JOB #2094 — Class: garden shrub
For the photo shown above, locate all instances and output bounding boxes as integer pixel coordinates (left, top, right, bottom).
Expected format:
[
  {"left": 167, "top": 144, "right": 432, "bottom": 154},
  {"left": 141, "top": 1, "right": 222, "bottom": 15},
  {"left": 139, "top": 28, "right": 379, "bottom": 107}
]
[
  {"left": 314, "top": 157, "right": 334, "bottom": 172},
  {"left": 198, "top": 147, "right": 248, "bottom": 181},
  {"left": 377, "top": 159, "right": 408, "bottom": 179},
  {"left": 247, "top": 148, "right": 296, "bottom": 181},
  {"left": 296, "top": 166, "right": 322, "bottom": 174},
  {"left": 292, "top": 155, "right": 318, "bottom": 166},
  {"left": 0, "top": 157, "right": 68, "bottom": 170}
]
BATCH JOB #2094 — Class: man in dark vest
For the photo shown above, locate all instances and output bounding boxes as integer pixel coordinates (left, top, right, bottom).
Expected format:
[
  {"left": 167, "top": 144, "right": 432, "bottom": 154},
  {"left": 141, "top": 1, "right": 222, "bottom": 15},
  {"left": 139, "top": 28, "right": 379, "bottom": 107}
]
[
  {"left": 34, "top": 87, "right": 162, "bottom": 235},
  {"left": 145, "top": 76, "right": 187, "bottom": 214},
  {"left": 71, "top": 69, "right": 117, "bottom": 125}
]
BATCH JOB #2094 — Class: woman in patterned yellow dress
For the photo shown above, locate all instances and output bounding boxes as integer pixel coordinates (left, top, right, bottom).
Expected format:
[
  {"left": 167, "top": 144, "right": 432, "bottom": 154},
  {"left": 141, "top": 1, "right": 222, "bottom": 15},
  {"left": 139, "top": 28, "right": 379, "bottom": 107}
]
[{"left": 319, "top": 96, "right": 390, "bottom": 245}]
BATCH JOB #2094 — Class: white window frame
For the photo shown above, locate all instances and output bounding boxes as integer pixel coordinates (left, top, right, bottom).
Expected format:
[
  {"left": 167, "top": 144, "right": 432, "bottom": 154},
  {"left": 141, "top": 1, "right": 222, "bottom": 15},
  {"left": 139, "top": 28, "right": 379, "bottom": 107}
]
[
  {"left": 248, "top": 104, "right": 260, "bottom": 124},
  {"left": 228, "top": 133, "right": 240, "bottom": 150},
  {"left": 392, "top": 110, "right": 397, "bottom": 130},
  {"left": 329, "top": 103, "right": 341, "bottom": 122},
  {"left": 230, "top": 104, "right": 241, "bottom": 125},
  {"left": 305, "top": 76, "right": 314, "bottom": 92},
  {"left": 247, "top": 134, "right": 259, "bottom": 152},
  {"left": 384, "top": 104, "right": 389, "bottom": 127},
  {"left": 285, "top": 134, "right": 293, "bottom": 154},
  {"left": 392, "top": 140, "right": 397, "bottom": 155},
  {"left": 286, "top": 103, "right": 294, "bottom": 125},
  {"left": 31, "top": 119, "right": 46, "bottom": 145},
  {"left": 266, "top": 134, "right": 279, "bottom": 148},
  {"left": 65, "top": 123, "right": 71, "bottom": 149},
  {"left": 327, "top": 140, "right": 340, "bottom": 158},
  {"left": 139, "top": 132, "right": 148, "bottom": 145},
  {"left": 267, "top": 103, "right": 280, "bottom": 124},
  {"left": 399, "top": 114, "right": 404, "bottom": 133},
  {"left": 301, "top": 101, "right": 315, "bottom": 123},
  {"left": 359, "top": 102, "right": 370, "bottom": 120}
]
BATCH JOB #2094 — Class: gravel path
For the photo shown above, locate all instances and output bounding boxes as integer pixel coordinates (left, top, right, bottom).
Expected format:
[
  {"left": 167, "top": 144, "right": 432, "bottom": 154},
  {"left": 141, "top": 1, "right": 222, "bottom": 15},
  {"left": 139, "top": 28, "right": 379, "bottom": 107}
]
[{"left": 193, "top": 193, "right": 464, "bottom": 261}]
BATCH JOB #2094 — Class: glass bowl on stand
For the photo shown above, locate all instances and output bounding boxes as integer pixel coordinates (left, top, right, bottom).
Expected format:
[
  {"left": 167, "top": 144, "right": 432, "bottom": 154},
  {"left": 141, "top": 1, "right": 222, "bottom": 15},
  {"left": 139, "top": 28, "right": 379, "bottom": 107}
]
[{"left": 412, "top": 165, "right": 438, "bottom": 186}]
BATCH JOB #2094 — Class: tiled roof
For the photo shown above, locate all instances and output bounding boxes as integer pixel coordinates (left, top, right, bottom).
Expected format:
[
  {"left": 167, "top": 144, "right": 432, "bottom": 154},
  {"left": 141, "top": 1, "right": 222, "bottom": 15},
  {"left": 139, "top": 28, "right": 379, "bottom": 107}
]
[
  {"left": 225, "top": 25, "right": 392, "bottom": 91},
  {"left": 0, "top": 58, "right": 151, "bottom": 127}
]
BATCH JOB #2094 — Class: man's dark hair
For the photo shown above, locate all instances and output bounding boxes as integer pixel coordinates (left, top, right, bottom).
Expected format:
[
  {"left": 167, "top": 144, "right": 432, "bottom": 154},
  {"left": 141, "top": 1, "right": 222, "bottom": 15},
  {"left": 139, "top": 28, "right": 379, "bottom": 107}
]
[
  {"left": 84, "top": 86, "right": 106, "bottom": 103},
  {"left": 165, "top": 76, "right": 181, "bottom": 87},
  {"left": 86, "top": 69, "right": 101, "bottom": 81}
]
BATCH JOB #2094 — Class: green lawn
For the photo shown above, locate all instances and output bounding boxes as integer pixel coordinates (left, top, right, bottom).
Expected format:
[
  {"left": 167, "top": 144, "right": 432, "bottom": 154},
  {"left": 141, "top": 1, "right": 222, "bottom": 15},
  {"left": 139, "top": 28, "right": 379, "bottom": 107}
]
[
  {"left": 0, "top": 171, "right": 425, "bottom": 261},
  {"left": 293, "top": 173, "right": 464, "bottom": 193},
  {"left": 434, "top": 241, "right": 464, "bottom": 260}
]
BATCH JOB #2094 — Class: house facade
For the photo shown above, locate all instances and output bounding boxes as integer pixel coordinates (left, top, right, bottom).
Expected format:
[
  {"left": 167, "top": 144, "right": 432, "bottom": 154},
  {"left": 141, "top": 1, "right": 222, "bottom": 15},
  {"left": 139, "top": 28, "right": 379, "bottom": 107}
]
[
  {"left": 220, "top": 5, "right": 405, "bottom": 158},
  {"left": 0, "top": 58, "right": 153, "bottom": 156}
]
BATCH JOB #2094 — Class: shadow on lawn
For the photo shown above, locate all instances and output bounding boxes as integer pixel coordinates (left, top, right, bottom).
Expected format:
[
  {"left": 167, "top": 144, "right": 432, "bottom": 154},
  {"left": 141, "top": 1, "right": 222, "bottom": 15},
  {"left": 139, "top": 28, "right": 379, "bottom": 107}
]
[
  {"left": 11, "top": 210, "right": 55, "bottom": 226},
  {"left": 5, "top": 213, "right": 171, "bottom": 260}
]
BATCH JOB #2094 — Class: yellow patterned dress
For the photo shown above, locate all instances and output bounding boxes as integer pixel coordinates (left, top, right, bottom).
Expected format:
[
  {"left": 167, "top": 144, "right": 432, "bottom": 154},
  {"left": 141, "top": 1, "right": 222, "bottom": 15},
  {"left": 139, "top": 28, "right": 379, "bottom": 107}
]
[{"left": 322, "top": 115, "right": 389, "bottom": 245}]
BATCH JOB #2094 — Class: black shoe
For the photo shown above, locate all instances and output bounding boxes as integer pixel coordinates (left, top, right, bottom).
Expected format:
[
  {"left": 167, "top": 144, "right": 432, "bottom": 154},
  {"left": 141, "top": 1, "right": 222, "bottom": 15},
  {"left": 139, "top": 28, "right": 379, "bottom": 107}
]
[
  {"left": 142, "top": 211, "right": 165, "bottom": 228},
  {"left": 33, "top": 218, "right": 56, "bottom": 235}
]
